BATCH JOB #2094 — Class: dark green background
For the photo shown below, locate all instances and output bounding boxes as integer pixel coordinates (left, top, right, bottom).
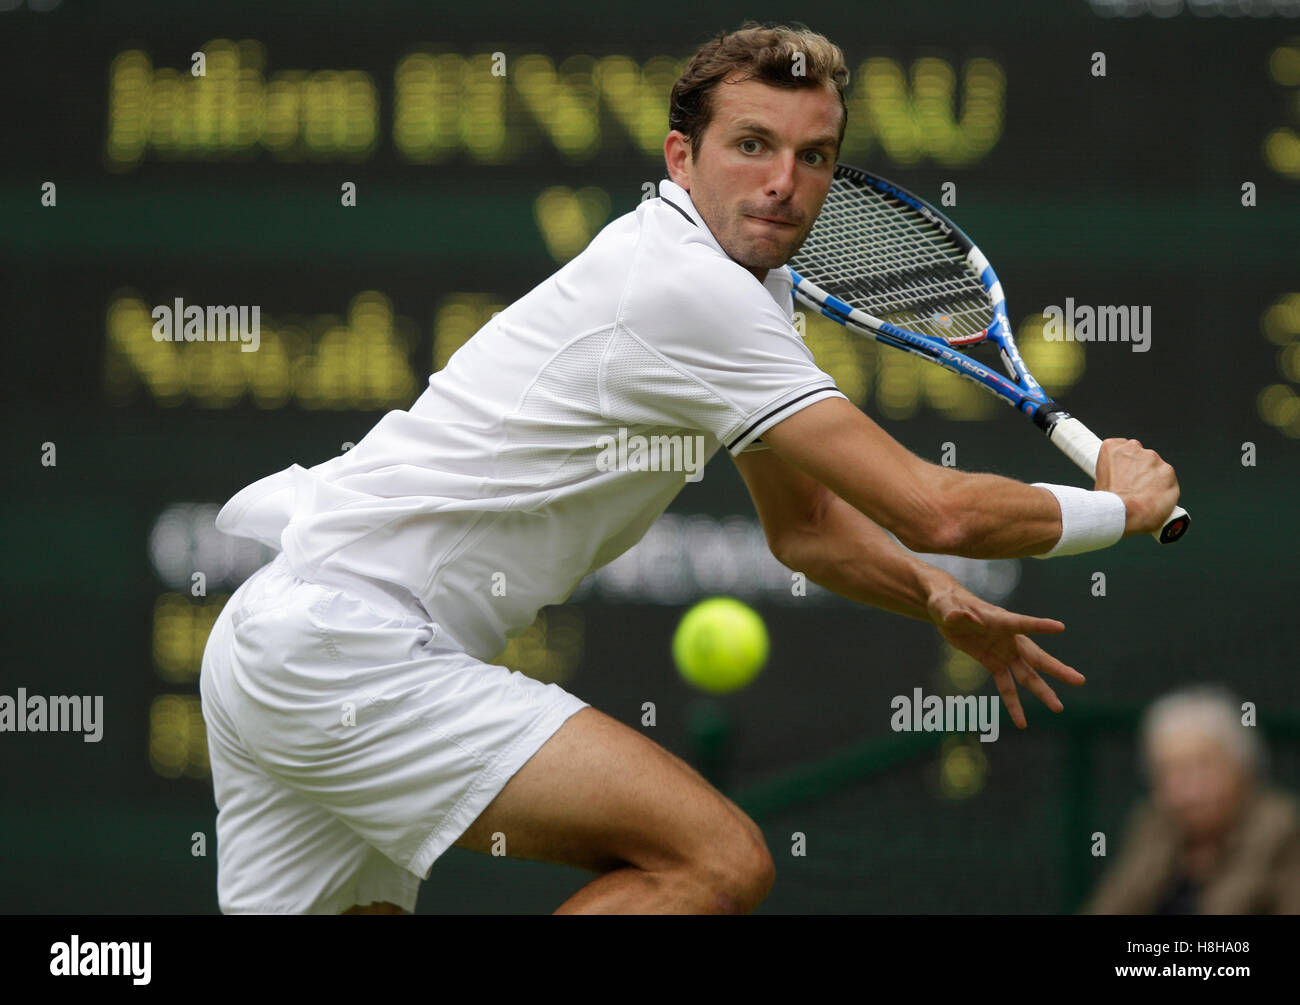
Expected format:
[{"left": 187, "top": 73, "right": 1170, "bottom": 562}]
[{"left": 2, "top": 0, "right": 1298, "bottom": 913}]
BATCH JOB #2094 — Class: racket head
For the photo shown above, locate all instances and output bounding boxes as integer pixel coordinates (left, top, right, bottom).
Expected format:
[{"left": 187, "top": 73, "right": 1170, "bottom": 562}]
[
  {"left": 787, "top": 165, "right": 1191, "bottom": 545},
  {"left": 788, "top": 162, "right": 1008, "bottom": 347}
]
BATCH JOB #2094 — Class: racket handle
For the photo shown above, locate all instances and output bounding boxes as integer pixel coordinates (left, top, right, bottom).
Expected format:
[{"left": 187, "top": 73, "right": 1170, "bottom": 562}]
[{"left": 1045, "top": 416, "right": 1190, "bottom": 545}]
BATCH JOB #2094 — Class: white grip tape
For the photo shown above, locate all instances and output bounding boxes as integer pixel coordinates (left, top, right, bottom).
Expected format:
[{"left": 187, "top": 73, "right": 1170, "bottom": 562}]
[{"left": 1048, "top": 416, "right": 1103, "bottom": 478}]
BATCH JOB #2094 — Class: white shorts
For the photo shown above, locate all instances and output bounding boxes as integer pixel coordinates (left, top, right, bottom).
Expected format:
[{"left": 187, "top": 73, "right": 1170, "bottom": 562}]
[{"left": 199, "top": 553, "right": 589, "bottom": 914}]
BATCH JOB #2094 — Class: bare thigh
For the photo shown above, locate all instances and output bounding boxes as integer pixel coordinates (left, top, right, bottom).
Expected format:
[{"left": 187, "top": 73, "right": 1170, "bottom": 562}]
[{"left": 452, "top": 706, "right": 766, "bottom": 873}]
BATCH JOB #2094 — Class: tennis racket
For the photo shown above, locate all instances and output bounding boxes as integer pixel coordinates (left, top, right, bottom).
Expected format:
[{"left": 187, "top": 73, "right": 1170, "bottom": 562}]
[{"left": 786, "top": 162, "right": 1190, "bottom": 545}]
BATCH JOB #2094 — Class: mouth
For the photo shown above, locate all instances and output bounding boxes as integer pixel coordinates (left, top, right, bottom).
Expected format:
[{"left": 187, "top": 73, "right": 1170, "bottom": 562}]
[{"left": 746, "top": 214, "right": 798, "bottom": 228}]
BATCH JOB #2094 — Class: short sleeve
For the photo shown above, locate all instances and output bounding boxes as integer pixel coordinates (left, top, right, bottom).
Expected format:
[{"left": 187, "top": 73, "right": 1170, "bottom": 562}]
[{"left": 603, "top": 255, "right": 846, "bottom": 455}]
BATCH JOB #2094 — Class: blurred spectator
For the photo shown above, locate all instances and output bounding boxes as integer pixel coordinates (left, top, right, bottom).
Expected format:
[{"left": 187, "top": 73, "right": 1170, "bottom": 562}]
[{"left": 1085, "top": 686, "right": 1300, "bottom": 914}]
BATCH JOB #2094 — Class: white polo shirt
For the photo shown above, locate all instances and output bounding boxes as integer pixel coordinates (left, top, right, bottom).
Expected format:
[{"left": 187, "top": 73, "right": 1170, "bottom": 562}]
[{"left": 215, "top": 178, "right": 847, "bottom": 661}]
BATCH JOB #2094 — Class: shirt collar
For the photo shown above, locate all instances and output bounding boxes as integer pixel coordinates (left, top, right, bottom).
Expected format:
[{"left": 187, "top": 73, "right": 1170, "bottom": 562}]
[
  {"left": 656, "top": 178, "right": 714, "bottom": 246},
  {"left": 656, "top": 178, "right": 793, "bottom": 297}
]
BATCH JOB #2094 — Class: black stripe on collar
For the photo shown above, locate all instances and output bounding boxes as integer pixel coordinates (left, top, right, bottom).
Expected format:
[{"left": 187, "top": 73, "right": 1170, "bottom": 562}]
[{"left": 659, "top": 196, "right": 697, "bottom": 227}]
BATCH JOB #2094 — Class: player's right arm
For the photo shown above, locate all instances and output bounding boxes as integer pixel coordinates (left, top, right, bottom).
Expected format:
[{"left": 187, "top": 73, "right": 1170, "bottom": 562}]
[{"left": 757, "top": 396, "right": 1180, "bottom": 559}]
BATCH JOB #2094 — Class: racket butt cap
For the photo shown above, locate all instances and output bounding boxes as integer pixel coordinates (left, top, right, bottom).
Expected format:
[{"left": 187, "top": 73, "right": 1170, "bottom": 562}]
[{"left": 1158, "top": 510, "right": 1191, "bottom": 545}]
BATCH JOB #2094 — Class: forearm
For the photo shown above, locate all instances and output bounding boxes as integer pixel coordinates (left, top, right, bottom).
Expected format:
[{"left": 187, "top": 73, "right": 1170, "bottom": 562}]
[
  {"left": 776, "top": 492, "right": 962, "bottom": 622},
  {"left": 759, "top": 398, "right": 1137, "bottom": 561},
  {"left": 932, "top": 466, "right": 1067, "bottom": 559}
]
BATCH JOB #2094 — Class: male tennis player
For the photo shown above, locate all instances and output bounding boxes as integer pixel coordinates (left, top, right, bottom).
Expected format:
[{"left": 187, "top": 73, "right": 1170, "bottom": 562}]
[{"left": 200, "top": 23, "right": 1181, "bottom": 915}]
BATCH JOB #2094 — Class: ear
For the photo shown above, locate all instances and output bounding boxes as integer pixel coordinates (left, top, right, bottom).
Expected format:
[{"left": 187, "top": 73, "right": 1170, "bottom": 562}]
[{"left": 664, "top": 131, "right": 692, "bottom": 190}]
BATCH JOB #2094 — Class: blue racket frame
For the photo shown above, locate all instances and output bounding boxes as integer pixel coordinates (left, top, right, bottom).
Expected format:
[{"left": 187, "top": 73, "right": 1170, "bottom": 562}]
[
  {"left": 786, "top": 162, "right": 1190, "bottom": 545},
  {"left": 788, "top": 163, "right": 1057, "bottom": 423}
]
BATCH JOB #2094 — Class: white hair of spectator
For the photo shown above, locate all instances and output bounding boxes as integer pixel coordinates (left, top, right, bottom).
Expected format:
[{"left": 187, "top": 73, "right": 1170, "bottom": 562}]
[{"left": 1140, "top": 685, "right": 1264, "bottom": 780}]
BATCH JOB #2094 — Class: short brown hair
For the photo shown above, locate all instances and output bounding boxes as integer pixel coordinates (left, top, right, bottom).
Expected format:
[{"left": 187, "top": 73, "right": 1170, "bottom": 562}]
[{"left": 669, "top": 22, "right": 850, "bottom": 161}]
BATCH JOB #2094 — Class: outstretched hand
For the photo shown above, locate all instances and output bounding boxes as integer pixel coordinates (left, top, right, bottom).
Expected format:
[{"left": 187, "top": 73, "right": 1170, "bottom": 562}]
[{"left": 926, "top": 585, "right": 1084, "bottom": 729}]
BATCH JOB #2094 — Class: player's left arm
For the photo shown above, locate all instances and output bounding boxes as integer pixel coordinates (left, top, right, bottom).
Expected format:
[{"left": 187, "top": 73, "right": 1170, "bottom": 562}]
[
  {"left": 734, "top": 445, "right": 1085, "bottom": 727},
  {"left": 736, "top": 442, "right": 954, "bottom": 621}
]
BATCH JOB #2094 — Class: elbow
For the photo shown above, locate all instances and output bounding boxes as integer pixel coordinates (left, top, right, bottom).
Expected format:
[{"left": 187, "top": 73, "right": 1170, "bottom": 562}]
[
  {"left": 888, "top": 462, "right": 967, "bottom": 555},
  {"left": 770, "top": 486, "right": 834, "bottom": 570},
  {"left": 769, "top": 516, "right": 826, "bottom": 572},
  {"left": 929, "top": 513, "right": 970, "bottom": 555},
  {"left": 768, "top": 531, "right": 803, "bottom": 571},
  {"left": 897, "top": 498, "right": 967, "bottom": 555}
]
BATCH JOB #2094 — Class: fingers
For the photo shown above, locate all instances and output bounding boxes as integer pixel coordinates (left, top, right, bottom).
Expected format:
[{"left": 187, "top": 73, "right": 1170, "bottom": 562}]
[
  {"left": 979, "top": 601, "right": 1064, "bottom": 637},
  {"left": 1010, "top": 658, "right": 1063, "bottom": 714},
  {"left": 989, "top": 666, "right": 1027, "bottom": 729},
  {"left": 935, "top": 602, "right": 1082, "bottom": 727},
  {"left": 1004, "top": 614, "right": 1065, "bottom": 636},
  {"left": 1020, "top": 637, "right": 1085, "bottom": 685},
  {"left": 986, "top": 638, "right": 1086, "bottom": 729},
  {"left": 937, "top": 592, "right": 1064, "bottom": 639}
]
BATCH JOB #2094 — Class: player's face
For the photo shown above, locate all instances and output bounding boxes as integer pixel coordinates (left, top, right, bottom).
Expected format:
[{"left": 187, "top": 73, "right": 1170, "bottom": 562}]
[{"left": 675, "top": 77, "right": 840, "bottom": 280}]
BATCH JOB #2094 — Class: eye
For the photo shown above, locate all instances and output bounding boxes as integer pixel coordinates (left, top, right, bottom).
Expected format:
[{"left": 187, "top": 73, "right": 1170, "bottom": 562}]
[
  {"left": 803, "top": 150, "right": 827, "bottom": 166},
  {"left": 739, "top": 138, "right": 763, "bottom": 154}
]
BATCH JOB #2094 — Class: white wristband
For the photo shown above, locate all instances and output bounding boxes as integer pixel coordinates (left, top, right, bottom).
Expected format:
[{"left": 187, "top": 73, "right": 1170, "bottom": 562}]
[{"left": 1030, "top": 483, "right": 1126, "bottom": 558}]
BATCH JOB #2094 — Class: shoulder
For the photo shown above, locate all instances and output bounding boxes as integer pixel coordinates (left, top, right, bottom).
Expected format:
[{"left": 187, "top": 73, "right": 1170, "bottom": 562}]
[{"left": 1242, "top": 787, "right": 1300, "bottom": 846}]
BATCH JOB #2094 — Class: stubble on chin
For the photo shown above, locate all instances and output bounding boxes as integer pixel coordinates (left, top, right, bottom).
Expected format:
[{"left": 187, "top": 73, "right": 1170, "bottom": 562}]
[{"left": 727, "top": 241, "right": 782, "bottom": 274}]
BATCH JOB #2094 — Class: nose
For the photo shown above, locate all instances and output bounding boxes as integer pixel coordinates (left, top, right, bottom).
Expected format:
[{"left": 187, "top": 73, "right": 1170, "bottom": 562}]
[{"left": 764, "top": 151, "right": 797, "bottom": 201}]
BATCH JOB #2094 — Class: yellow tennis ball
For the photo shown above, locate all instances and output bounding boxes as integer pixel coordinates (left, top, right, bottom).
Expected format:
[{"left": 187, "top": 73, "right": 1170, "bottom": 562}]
[{"left": 672, "top": 597, "right": 769, "bottom": 694}]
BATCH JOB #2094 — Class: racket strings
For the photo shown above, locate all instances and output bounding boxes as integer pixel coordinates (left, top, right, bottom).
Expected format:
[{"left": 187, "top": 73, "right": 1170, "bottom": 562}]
[{"left": 792, "top": 178, "right": 995, "bottom": 342}]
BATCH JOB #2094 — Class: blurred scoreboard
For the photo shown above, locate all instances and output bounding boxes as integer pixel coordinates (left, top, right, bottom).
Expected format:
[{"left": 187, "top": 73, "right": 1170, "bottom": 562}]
[{"left": 3, "top": 0, "right": 1299, "bottom": 811}]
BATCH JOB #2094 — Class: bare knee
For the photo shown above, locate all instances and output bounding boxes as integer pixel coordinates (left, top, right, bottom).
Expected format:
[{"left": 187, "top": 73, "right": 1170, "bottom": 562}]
[{"left": 680, "top": 823, "right": 775, "bottom": 914}]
